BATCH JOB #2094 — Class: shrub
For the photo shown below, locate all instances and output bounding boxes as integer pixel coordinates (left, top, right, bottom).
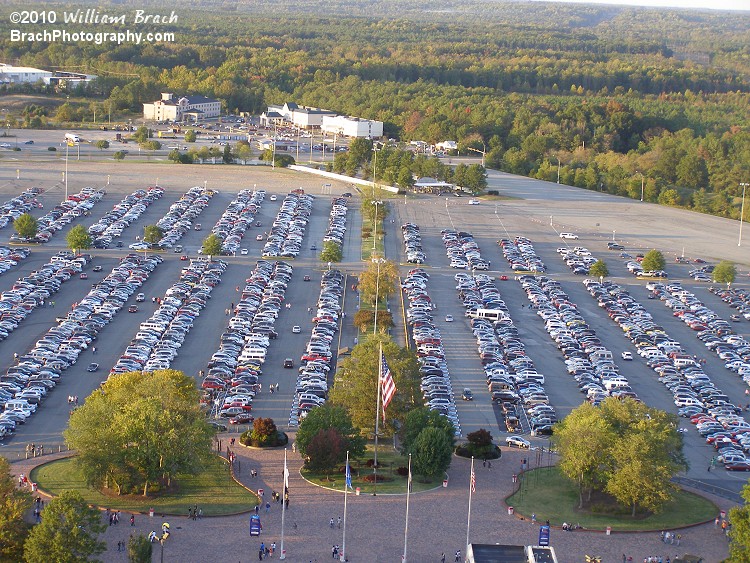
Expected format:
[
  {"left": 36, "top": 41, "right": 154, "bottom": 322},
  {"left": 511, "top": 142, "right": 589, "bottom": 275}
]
[
  {"left": 396, "top": 466, "right": 408, "bottom": 476},
  {"left": 362, "top": 474, "right": 391, "bottom": 483},
  {"left": 487, "top": 190, "right": 499, "bottom": 196}
]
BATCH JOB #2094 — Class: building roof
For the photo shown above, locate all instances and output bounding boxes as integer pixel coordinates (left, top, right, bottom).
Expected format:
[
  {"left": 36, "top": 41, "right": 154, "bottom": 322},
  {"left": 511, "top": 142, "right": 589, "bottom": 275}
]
[
  {"left": 414, "top": 177, "right": 453, "bottom": 187},
  {"left": 181, "top": 95, "right": 219, "bottom": 105},
  {"left": 0, "top": 63, "right": 50, "bottom": 74}
]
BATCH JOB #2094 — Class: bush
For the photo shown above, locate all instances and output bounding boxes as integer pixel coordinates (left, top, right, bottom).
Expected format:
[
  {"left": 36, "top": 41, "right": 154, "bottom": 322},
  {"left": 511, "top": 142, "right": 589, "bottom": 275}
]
[
  {"left": 396, "top": 466, "right": 408, "bottom": 476},
  {"left": 362, "top": 474, "right": 391, "bottom": 483},
  {"left": 239, "top": 429, "right": 288, "bottom": 448},
  {"left": 455, "top": 444, "right": 502, "bottom": 460},
  {"left": 487, "top": 190, "right": 499, "bottom": 196}
]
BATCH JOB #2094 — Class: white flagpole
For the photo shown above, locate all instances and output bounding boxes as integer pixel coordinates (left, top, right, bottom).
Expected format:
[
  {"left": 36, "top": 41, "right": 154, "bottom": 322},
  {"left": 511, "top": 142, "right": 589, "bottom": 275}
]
[
  {"left": 279, "top": 448, "right": 287, "bottom": 560},
  {"left": 466, "top": 456, "right": 474, "bottom": 560},
  {"left": 374, "top": 342, "right": 382, "bottom": 496},
  {"left": 403, "top": 453, "right": 412, "bottom": 563},
  {"left": 341, "top": 451, "right": 349, "bottom": 562}
]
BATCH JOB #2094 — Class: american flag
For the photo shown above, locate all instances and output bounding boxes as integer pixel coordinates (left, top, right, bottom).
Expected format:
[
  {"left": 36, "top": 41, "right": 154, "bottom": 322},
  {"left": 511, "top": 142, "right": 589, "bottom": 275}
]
[
  {"left": 470, "top": 465, "right": 476, "bottom": 494},
  {"left": 380, "top": 351, "right": 397, "bottom": 420}
]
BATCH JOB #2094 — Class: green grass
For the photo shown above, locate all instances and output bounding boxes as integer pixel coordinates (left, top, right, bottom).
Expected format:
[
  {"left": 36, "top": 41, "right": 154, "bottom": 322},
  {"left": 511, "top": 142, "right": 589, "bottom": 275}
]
[
  {"left": 507, "top": 467, "right": 718, "bottom": 531},
  {"left": 301, "top": 445, "right": 443, "bottom": 494},
  {"left": 30, "top": 456, "right": 259, "bottom": 516}
]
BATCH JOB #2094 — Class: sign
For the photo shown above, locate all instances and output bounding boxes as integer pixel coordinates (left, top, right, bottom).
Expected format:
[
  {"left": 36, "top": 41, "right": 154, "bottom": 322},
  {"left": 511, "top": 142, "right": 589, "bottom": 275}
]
[{"left": 538, "top": 525, "right": 550, "bottom": 547}]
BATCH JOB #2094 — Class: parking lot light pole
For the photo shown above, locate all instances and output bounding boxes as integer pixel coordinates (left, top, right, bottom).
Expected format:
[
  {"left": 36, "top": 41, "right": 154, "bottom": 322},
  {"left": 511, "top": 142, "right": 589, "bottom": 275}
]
[
  {"left": 739, "top": 182, "right": 748, "bottom": 247},
  {"left": 638, "top": 171, "right": 645, "bottom": 202},
  {"left": 371, "top": 200, "right": 383, "bottom": 250}
]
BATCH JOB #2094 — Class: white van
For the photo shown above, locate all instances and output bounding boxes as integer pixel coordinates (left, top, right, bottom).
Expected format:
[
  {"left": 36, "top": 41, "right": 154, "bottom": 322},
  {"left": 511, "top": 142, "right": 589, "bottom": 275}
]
[
  {"left": 603, "top": 378, "right": 629, "bottom": 391},
  {"left": 468, "top": 308, "right": 507, "bottom": 321},
  {"left": 673, "top": 357, "right": 697, "bottom": 368},
  {"left": 239, "top": 349, "right": 266, "bottom": 363},
  {"left": 5, "top": 399, "right": 35, "bottom": 413}
]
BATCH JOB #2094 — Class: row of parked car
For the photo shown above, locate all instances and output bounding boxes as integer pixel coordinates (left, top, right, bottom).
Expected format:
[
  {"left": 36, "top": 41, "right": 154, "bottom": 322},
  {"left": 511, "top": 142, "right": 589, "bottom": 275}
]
[
  {"left": 403, "top": 268, "right": 461, "bottom": 435},
  {"left": 88, "top": 186, "right": 164, "bottom": 248},
  {"left": 208, "top": 189, "right": 266, "bottom": 256},
  {"left": 0, "top": 252, "right": 106, "bottom": 437},
  {"left": 262, "top": 192, "right": 314, "bottom": 258},
  {"left": 0, "top": 187, "right": 43, "bottom": 230},
  {"left": 202, "top": 260, "right": 294, "bottom": 422},
  {"left": 0, "top": 250, "right": 87, "bottom": 342},
  {"left": 710, "top": 286, "right": 750, "bottom": 322},
  {"left": 402, "top": 223, "right": 426, "bottom": 264},
  {"left": 556, "top": 245, "right": 596, "bottom": 276},
  {"left": 322, "top": 197, "right": 348, "bottom": 248},
  {"left": 155, "top": 186, "right": 214, "bottom": 249},
  {"left": 289, "top": 269, "right": 343, "bottom": 427},
  {"left": 10, "top": 187, "right": 104, "bottom": 244},
  {"left": 654, "top": 282, "right": 750, "bottom": 381},
  {"left": 461, "top": 271, "right": 556, "bottom": 434},
  {"left": 0, "top": 246, "right": 30, "bottom": 277},
  {"left": 441, "top": 229, "right": 490, "bottom": 270},
  {"left": 110, "top": 258, "right": 225, "bottom": 374},
  {"left": 584, "top": 279, "right": 750, "bottom": 470},
  {"left": 498, "top": 236, "right": 546, "bottom": 273}
]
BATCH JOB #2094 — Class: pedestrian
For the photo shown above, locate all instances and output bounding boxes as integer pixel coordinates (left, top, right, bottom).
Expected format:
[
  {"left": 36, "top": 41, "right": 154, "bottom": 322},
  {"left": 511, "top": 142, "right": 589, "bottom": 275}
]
[
  {"left": 189, "top": 507, "right": 194, "bottom": 519},
  {"left": 455, "top": 550, "right": 461, "bottom": 563},
  {"left": 622, "top": 555, "right": 627, "bottom": 563},
  {"left": 259, "top": 549, "right": 264, "bottom": 561},
  {"left": 676, "top": 533, "right": 682, "bottom": 546},
  {"left": 271, "top": 542, "right": 276, "bottom": 555},
  {"left": 532, "top": 513, "right": 536, "bottom": 523},
  {"left": 255, "top": 505, "right": 259, "bottom": 514},
  {"left": 198, "top": 508, "right": 202, "bottom": 519},
  {"left": 285, "top": 496, "right": 289, "bottom": 509},
  {"left": 92, "top": 346, "right": 97, "bottom": 354},
  {"left": 337, "top": 516, "right": 342, "bottom": 528},
  {"left": 330, "top": 517, "right": 335, "bottom": 529},
  {"left": 292, "top": 442, "right": 297, "bottom": 453},
  {"left": 130, "top": 514, "right": 135, "bottom": 526},
  {"left": 266, "top": 502, "right": 271, "bottom": 513},
  {"left": 332, "top": 545, "right": 337, "bottom": 559},
  {"left": 715, "top": 516, "right": 720, "bottom": 527},
  {"left": 441, "top": 553, "right": 446, "bottom": 563},
  {"left": 483, "top": 459, "right": 486, "bottom": 468}
]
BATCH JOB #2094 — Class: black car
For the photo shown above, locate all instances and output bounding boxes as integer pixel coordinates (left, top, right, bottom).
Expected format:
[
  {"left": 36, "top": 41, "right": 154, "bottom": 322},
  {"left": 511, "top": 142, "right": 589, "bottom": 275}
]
[{"left": 87, "top": 363, "right": 99, "bottom": 372}]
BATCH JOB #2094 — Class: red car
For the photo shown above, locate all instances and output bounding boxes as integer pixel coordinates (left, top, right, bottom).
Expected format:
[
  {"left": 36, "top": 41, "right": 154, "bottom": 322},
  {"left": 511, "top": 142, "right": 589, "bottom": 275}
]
[
  {"left": 180, "top": 255, "right": 189, "bottom": 261},
  {"left": 229, "top": 413, "right": 254, "bottom": 424},
  {"left": 725, "top": 461, "right": 750, "bottom": 471}
]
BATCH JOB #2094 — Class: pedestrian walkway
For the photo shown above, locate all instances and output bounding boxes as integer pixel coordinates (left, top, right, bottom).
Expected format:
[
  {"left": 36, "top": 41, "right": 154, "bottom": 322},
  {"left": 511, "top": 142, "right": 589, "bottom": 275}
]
[{"left": 10, "top": 442, "right": 732, "bottom": 562}]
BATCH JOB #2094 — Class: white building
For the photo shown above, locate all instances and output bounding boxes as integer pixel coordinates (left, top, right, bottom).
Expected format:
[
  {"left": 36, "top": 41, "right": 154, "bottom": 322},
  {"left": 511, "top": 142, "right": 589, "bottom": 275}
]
[
  {"left": 322, "top": 115, "right": 383, "bottom": 139},
  {"left": 0, "top": 63, "right": 52, "bottom": 84},
  {"left": 143, "top": 92, "right": 221, "bottom": 122}
]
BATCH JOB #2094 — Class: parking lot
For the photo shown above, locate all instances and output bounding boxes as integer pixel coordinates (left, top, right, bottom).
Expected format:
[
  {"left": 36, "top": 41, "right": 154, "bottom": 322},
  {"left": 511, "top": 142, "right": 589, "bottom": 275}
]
[{"left": 0, "top": 150, "right": 749, "bottom": 508}]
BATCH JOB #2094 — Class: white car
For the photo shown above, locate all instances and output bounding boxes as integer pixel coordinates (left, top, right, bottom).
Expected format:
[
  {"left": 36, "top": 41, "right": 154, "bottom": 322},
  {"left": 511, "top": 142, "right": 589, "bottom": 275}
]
[
  {"left": 240, "top": 248, "right": 248, "bottom": 255},
  {"left": 270, "top": 194, "right": 277, "bottom": 201},
  {"left": 0, "top": 143, "right": 11, "bottom": 149},
  {"left": 468, "top": 199, "right": 480, "bottom": 205},
  {"left": 621, "top": 351, "right": 633, "bottom": 361},
  {"left": 129, "top": 242, "right": 149, "bottom": 250},
  {"left": 292, "top": 325, "right": 301, "bottom": 334},
  {"left": 445, "top": 314, "right": 454, "bottom": 322},
  {"left": 505, "top": 435, "right": 530, "bottom": 449},
  {"left": 559, "top": 233, "right": 579, "bottom": 240}
]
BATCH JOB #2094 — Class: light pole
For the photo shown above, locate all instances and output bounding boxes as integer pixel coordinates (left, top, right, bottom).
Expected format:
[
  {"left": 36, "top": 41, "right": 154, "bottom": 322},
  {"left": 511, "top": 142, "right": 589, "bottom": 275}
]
[
  {"left": 371, "top": 200, "right": 383, "bottom": 250},
  {"left": 612, "top": 230, "right": 616, "bottom": 242},
  {"left": 466, "top": 145, "right": 486, "bottom": 167},
  {"left": 638, "top": 171, "right": 644, "bottom": 202},
  {"left": 372, "top": 257, "right": 386, "bottom": 335},
  {"left": 739, "top": 182, "right": 748, "bottom": 247},
  {"left": 64, "top": 143, "right": 69, "bottom": 201},
  {"left": 556, "top": 156, "right": 561, "bottom": 184}
]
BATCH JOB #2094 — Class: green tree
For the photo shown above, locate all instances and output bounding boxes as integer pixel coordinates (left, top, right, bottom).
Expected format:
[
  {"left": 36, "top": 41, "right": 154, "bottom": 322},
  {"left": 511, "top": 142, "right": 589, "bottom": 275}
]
[
  {"left": 411, "top": 427, "right": 453, "bottom": 479},
  {"left": 553, "top": 401, "right": 614, "bottom": 508},
  {"left": 465, "top": 428, "right": 495, "bottom": 459},
  {"left": 361, "top": 198, "right": 388, "bottom": 223},
  {"left": 201, "top": 233, "right": 223, "bottom": 257},
  {"left": 236, "top": 142, "right": 253, "bottom": 164},
  {"left": 142, "top": 225, "right": 163, "bottom": 246},
  {"left": 399, "top": 407, "right": 456, "bottom": 455},
  {"left": 113, "top": 151, "right": 126, "bottom": 161},
  {"left": 463, "top": 164, "right": 488, "bottom": 194},
  {"left": 589, "top": 260, "right": 609, "bottom": 278},
  {"left": 64, "top": 370, "right": 214, "bottom": 496},
  {"left": 223, "top": 144, "right": 232, "bottom": 164},
  {"left": 397, "top": 167, "right": 415, "bottom": 191},
  {"left": 320, "top": 240, "right": 343, "bottom": 262},
  {"left": 295, "top": 404, "right": 365, "bottom": 460},
  {"left": 352, "top": 309, "right": 393, "bottom": 333},
  {"left": 127, "top": 534, "right": 152, "bottom": 563},
  {"left": 94, "top": 140, "right": 109, "bottom": 151},
  {"left": 23, "top": 490, "right": 106, "bottom": 563},
  {"left": 132, "top": 126, "right": 150, "bottom": 144},
  {"left": 729, "top": 482, "right": 750, "bottom": 562},
  {"left": 66, "top": 224, "right": 92, "bottom": 253},
  {"left": 357, "top": 259, "right": 399, "bottom": 307},
  {"left": 250, "top": 417, "right": 278, "bottom": 446},
  {"left": 0, "top": 457, "right": 32, "bottom": 561},
  {"left": 168, "top": 149, "right": 181, "bottom": 162},
  {"left": 184, "top": 129, "right": 197, "bottom": 143},
  {"left": 329, "top": 335, "right": 420, "bottom": 436},
  {"left": 713, "top": 260, "right": 737, "bottom": 285},
  {"left": 641, "top": 249, "right": 666, "bottom": 272},
  {"left": 14, "top": 213, "right": 38, "bottom": 240}
]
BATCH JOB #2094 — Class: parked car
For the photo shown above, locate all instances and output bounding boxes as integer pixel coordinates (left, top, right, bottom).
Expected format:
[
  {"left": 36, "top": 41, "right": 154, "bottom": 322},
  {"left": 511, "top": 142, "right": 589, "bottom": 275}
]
[{"left": 505, "top": 435, "right": 530, "bottom": 448}]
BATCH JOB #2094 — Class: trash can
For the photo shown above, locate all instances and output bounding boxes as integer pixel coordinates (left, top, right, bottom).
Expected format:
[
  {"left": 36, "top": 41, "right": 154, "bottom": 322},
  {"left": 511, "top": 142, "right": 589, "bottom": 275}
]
[
  {"left": 355, "top": 487, "right": 361, "bottom": 496},
  {"left": 507, "top": 506, "right": 514, "bottom": 515},
  {"left": 31, "top": 483, "right": 37, "bottom": 492},
  {"left": 443, "top": 479, "right": 448, "bottom": 488},
  {"left": 149, "top": 508, "right": 154, "bottom": 518},
  {"left": 258, "top": 488, "right": 264, "bottom": 498},
  {"left": 606, "top": 526, "right": 611, "bottom": 536}
]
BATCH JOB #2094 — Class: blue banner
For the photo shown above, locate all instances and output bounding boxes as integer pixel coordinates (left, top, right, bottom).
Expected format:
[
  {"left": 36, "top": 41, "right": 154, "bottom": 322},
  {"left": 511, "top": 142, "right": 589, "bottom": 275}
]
[{"left": 539, "top": 525, "right": 550, "bottom": 546}]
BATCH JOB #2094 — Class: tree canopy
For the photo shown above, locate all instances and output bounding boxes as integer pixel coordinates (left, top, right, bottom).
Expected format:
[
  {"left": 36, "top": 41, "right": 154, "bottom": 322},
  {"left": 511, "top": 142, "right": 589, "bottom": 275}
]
[
  {"left": 712, "top": 260, "right": 737, "bottom": 284},
  {"left": 320, "top": 240, "right": 343, "bottom": 263},
  {"left": 201, "top": 233, "right": 223, "bottom": 256},
  {"left": 729, "top": 482, "right": 750, "bottom": 562},
  {"left": 14, "top": 213, "right": 38, "bottom": 240},
  {"left": 641, "top": 249, "right": 666, "bottom": 272},
  {"left": 589, "top": 260, "right": 609, "bottom": 278},
  {"left": 66, "top": 224, "right": 92, "bottom": 253},
  {"left": 0, "top": 457, "right": 32, "bottom": 561},
  {"left": 23, "top": 491, "right": 106, "bottom": 563},
  {"left": 357, "top": 258, "right": 400, "bottom": 308},
  {"left": 328, "top": 335, "right": 420, "bottom": 436},
  {"left": 411, "top": 427, "right": 453, "bottom": 480},
  {"left": 64, "top": 370, "right": 214, "bottom": 497},
  {"left": 142, "top": 225, "right": 163, "bottom": 246},
  {"left": 295, "top": 403, "right": 366, "bottom": 461},
  {"left": 553, "top": 397, "right": 686, "bottom": 515}
]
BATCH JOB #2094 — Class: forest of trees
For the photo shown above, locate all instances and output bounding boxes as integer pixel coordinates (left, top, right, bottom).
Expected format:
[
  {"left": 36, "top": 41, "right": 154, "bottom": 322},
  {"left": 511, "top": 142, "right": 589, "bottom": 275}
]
[{"left": 1, "top": 0, "right": 748, "bottom": 217}]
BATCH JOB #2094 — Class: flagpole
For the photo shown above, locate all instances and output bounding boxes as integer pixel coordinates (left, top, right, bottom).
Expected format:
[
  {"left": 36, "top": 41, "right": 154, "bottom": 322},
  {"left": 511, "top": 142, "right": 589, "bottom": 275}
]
[
  {"left": 466, "top": 456, "right": 474, "bottom": 560},
  {"left": 403, "top": 453, "right": 412, "bottom": 563},
  {"left": 341, "top": 450, "right": 350, "bottom": 563},
  {"left": 374, "top": 342, "right": 381, "bottom": 496},
  {"left": 280, "top": 448, "right": 288, "bottom": 560}
]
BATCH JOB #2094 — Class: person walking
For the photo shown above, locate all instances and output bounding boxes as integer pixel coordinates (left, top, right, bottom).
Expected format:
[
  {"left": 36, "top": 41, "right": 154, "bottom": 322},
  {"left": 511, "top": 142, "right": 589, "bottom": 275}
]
[
  {"left": 455, "top": 550, "right": 461, "bottom": 562},
  {"left": 330, "top": 517, "right": 335, "bottom": 529},
  {"left": 441, "top": 554, "right": 446, "bottom": 563}
]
